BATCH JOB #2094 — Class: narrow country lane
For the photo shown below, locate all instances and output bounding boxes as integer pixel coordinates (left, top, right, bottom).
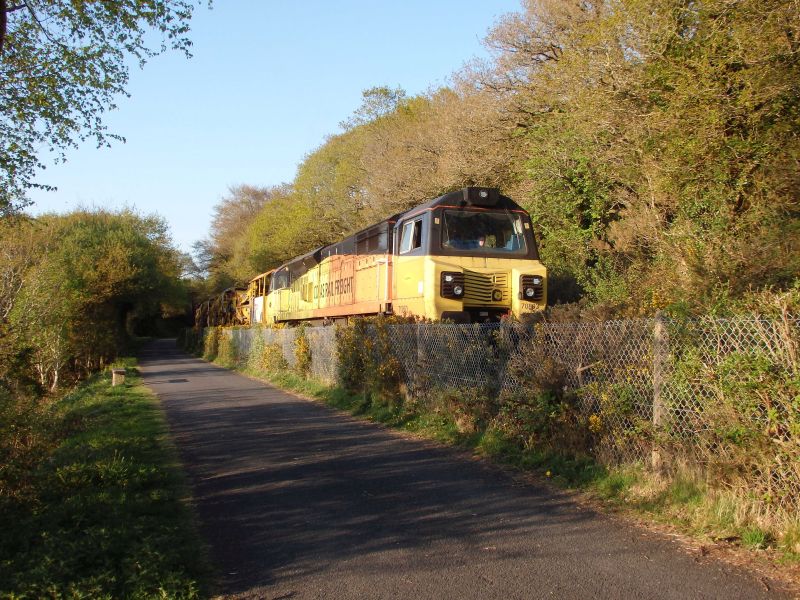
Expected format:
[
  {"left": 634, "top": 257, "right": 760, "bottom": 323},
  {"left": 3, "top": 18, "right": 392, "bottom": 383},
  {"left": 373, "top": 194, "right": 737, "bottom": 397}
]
[{"left": 139, "top": 339, "right": 790, "bottom": 599}]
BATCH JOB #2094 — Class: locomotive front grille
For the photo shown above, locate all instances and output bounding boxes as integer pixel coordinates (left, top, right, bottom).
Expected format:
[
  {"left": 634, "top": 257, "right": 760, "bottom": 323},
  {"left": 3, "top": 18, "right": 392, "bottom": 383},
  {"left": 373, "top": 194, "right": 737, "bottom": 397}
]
[{"left": 463, "top": 271, "right": 510, "bottom": 305}]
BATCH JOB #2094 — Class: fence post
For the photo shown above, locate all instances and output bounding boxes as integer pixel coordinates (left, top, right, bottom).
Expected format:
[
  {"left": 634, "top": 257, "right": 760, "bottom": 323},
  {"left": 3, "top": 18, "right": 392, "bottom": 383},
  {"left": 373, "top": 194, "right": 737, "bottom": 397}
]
[{"left": 652, "top": 311, "right": 668, "bottom": 472}]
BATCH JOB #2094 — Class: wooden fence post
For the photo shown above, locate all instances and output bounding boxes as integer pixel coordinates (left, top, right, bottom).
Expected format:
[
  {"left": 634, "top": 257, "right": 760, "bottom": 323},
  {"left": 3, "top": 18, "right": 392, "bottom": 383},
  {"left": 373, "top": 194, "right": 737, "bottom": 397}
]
[{"left": 652, "top": 311, "right": 668, "bottom": 472}]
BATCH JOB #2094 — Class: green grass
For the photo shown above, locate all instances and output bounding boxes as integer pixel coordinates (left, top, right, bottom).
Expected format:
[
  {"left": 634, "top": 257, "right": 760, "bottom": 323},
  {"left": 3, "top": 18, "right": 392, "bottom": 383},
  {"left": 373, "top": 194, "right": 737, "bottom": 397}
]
[
  {"left": 742, "top": 527, "right": 773, "bottom": 550},
  {"left": 0, "top": 360, "right": 211, "bottom": 599}
]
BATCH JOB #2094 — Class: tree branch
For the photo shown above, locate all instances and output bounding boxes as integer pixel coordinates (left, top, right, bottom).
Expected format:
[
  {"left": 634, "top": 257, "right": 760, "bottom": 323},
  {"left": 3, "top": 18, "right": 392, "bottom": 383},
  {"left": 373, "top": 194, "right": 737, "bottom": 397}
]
[
  {"left": 22, "top": 0, "right": 69, "bottom": 51},
  {"left": 1, "top": 0, "right": 7, "bottom": 56},
  {"left": 1, "top": 0, "right": 27, "bottom": 56}
]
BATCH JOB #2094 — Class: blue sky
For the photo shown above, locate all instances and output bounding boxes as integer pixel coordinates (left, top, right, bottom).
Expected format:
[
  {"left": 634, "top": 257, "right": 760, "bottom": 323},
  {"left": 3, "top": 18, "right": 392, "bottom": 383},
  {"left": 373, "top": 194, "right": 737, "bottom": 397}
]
[{"left": 27, "top": 0, "right": 521, "bottom": 253}]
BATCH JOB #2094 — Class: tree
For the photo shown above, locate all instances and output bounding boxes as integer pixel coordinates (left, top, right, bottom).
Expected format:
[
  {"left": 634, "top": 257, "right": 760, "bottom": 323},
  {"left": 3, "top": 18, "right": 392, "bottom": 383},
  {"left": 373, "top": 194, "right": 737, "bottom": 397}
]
[
  {"left": 340, "top": 86, "right": 407, "bottom": 130},
  {"left": 196, "top": 184, "right": 290, "bottom": 288},
  {"left": 0, "top": 0, "right": 204, "bottom": 215},
  {"left": 5, "top": 209, "right": 187, "bottom": 389},
  {"left": 481, "top": 0, "right": 800, "bottom": 310}
]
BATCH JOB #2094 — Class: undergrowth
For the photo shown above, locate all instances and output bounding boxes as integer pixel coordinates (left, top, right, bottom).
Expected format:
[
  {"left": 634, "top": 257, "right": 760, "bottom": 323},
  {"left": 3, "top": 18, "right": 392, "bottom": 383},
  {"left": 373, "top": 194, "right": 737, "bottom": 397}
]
[{"left": 0, "top": 360, "right": 210, "bottom": 599}]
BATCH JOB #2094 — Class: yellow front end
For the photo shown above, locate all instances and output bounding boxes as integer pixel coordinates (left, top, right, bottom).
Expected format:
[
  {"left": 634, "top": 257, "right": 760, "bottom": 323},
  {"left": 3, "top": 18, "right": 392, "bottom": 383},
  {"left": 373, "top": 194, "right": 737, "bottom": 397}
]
[{"left": 393, "top": 255, "right": 546, "bottom": 321}]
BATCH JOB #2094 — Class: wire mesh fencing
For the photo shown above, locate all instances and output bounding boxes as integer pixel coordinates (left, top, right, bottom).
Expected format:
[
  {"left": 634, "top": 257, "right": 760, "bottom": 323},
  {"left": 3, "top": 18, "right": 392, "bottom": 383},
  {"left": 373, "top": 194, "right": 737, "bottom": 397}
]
[{"left": 216, "top": 314, "right": 799, "bottom": 513}]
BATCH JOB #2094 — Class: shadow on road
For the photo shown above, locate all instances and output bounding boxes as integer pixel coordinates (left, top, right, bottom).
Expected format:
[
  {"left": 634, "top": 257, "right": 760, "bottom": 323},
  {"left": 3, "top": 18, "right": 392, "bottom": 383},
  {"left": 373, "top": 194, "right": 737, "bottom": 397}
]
[{"left": 139, "top": 339, "right": 788, "bottom": 599}]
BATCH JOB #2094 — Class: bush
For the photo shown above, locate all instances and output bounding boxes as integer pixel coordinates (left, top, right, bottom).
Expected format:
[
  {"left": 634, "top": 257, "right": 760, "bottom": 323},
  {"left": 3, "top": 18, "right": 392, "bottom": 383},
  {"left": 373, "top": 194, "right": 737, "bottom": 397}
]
[
  {"left": 668, "top": 323, "right": 800, "bottom": 512},
  {"left": 294, "top": 324, "right": 312, "bottom": 377},
  {"left": 427, "top": 386, "right": 497, "bottom": 435},
  {"left": 493, "top": 337, "right": 589, "bottom": 455},
  {"left": 0, "top": 389, "right": 55, "bottom": 505},
  {"left": 335, "top": 316, "right": 412, "bottom": 408},
  {"left": 247, "top": 333, "right": 289, "bottom": 374},
  {"left": 202, "top": 327, "right": 220, "bottom": 361},
  {"left": 336, "top": 318, "right": 369, "bottom": 392},
  {"left": 216, "top": 332, "right": 238, "bottom": 367}
]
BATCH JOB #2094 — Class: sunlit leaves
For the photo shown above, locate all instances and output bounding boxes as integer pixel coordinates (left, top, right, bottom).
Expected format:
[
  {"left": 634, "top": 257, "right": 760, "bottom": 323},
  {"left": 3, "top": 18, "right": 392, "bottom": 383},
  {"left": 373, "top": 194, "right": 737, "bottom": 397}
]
[{"left": 0, "top": 0, "right": 204, "bottom": 214}]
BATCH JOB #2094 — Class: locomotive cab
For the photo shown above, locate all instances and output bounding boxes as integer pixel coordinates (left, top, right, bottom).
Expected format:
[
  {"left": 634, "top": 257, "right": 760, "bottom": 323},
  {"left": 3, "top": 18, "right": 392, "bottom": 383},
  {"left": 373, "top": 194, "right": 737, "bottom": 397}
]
[{"left": 392, "top": 187, "right": 546, "bottom": 322}]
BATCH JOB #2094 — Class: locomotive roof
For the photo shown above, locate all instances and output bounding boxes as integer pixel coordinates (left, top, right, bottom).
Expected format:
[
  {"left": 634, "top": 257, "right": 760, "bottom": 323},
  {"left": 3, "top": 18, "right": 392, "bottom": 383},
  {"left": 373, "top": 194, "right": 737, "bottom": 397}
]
[
  {"left": 273, "top": 187, "right": 518, "bottom": 279},
  {"left": 395, "top": 187, "right": 519, "bottom": 220},
  {"left": 249, "top": 269, "right": 276, "bottom": 283}
]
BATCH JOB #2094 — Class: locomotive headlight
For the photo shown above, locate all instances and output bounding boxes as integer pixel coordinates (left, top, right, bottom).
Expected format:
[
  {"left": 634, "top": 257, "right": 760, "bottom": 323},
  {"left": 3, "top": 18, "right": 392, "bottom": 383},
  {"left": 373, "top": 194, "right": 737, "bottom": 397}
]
[
  {"left": 520, "top": 274, "right": 542, "bottom": 301},
  {"left": 441, "top": 271, "right": 465, "bottom": 299}
]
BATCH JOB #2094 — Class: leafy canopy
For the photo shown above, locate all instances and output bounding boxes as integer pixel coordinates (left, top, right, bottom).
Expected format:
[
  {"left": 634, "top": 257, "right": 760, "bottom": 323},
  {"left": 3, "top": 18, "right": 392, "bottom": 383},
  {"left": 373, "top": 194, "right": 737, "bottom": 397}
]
[{"left": 0, "top": 0, "right": 204, "bottom": 215}]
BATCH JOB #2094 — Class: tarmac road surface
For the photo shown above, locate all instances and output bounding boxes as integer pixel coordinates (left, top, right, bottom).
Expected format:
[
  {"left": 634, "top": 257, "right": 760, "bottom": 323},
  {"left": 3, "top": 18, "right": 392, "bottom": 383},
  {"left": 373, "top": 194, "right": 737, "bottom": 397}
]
[{"left": 139, "top": 339, "right": 791, "bottom": 599}]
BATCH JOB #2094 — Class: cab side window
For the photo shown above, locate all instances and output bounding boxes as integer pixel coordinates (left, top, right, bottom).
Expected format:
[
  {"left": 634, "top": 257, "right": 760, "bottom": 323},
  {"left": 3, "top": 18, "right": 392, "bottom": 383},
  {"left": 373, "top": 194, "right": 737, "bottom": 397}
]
[
  {"left": 399, "top": 219, "right": 423, "bottom": 254},
  {"left": 270, "top": 269, "right": 289, "bottom": 291}
]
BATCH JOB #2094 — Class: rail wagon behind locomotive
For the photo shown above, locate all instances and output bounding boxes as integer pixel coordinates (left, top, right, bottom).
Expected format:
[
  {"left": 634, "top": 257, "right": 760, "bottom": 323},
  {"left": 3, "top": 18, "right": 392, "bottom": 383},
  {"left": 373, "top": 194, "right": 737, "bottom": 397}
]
[
  {"left": 246, "top": 270, "right": 274, "bottom": 325},
  {"left": 264, "top": 187, "right": 546, "bottom": 323}
]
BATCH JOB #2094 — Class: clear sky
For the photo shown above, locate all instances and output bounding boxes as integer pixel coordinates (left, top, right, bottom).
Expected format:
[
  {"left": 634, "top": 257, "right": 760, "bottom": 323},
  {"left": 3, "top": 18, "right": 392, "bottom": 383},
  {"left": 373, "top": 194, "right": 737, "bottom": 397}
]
[{"left": 26, "top": 0, "right": 522, "bottom": 254}]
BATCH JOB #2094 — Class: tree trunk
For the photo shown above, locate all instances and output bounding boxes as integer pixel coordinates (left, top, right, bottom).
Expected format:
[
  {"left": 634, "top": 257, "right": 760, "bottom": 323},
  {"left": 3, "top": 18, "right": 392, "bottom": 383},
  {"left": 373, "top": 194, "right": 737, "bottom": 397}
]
[{"left": 1, "top": 0, "right": 7, "bottom": 56}]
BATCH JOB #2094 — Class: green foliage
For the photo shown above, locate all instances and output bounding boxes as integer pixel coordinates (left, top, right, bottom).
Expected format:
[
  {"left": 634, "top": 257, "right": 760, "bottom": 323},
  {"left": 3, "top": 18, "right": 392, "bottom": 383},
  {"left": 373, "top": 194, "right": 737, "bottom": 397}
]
[
  {"left": 340, "top": 85, "right": 408, "bottom": 130},
  {"left": 500, "top": 0, "right": 799, "bottom": 311},
  {"left": 335, "top": 317, "right": 411, "bottom": 409},
  {"left": 216, "top": 332, "right": 238, "bottom": 368},
  {"left": 0, "top": 364, "right": 209, "bottom": 598},
  {"left": 244, "top": 333, "right": 288, "bottom": 374},
  {"left": 0, "top": 0, "right": 203, "bottom": 212},
  {"left": 741, "top": 527, "right": 773, "bottom": 550},
  {"left": 492, "top": 336, "right": 592, "bottom": 455},
  {"left": 426, "top": 386, "right": 498, "bottom": 436},
  {"left": 202, "top": 327, "right": 220, "bottom": 361},
  {"left": 262, "top": 341, "right": 290, "bottom": 374},
  {"left": 0, "top": 388, "right": 52, "bottom": 504},
  {"left": 1, "top": 210, "right": 188, "bottom": 391},
  {"left": 335, "top": 319, "right": 368, "bottom": 392},
  {"left": 293, "top": 324, "right": 312, "bottom": 377},
  {"left": 668, "top": 336, "right": 800, "bottom": 510}
]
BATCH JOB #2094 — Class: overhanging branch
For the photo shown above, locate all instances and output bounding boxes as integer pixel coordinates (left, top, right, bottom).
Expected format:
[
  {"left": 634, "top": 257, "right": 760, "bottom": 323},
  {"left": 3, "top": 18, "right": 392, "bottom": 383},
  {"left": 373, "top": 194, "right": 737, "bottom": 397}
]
[{"left": 0, "top": 0, "right": 26, "bottom": 56}]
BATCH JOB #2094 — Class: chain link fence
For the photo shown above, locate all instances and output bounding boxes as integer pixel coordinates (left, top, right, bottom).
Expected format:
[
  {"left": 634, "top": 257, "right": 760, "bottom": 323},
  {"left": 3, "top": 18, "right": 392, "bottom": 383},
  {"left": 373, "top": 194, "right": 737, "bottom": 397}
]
[{"left": 218, "top": 315, "right": 799, "bottom": 512}]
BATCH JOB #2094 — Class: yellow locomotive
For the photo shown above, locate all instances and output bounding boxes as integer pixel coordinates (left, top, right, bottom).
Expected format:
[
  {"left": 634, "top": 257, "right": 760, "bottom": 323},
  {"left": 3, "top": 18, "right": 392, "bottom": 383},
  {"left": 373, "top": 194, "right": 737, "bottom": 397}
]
[
  {"left": 198, "top": 187, "right": 546, "bottom": 327},
  {"left": 255, "top": 187, "right": 546, "bottom": 324}
]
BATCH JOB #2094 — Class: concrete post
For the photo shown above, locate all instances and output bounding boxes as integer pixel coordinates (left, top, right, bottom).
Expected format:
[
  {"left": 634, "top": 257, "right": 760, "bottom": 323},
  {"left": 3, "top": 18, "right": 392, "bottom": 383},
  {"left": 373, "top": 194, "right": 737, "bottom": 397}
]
[{"left": 111, "top": 368, "right": 126, "bottom": 386}]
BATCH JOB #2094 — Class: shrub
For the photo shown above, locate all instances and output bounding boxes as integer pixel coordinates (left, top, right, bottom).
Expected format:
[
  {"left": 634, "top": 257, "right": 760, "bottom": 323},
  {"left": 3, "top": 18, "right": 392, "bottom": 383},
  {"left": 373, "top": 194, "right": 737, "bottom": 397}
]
[
  {"left": 294, "top": 324, "right": 312, "bottom": 377},
  {"left": 493, "top": 336, "right": 588, "bottom": 454},
  {"left": 202, "top": 327, "right": 220, "bottom": 361},
  {"left": 335, "top": 316, "right": 415, "bottom": 410},
  {"left": 336, "top": 318, "right": 368, "bottom": 392},
  {"left": 427, "top": 386, "right": 497, "bottom": 435},
  {"left": 668, "top": 332, "right": 800, "bottom": 512},
  {"left": 216, "top": 332, "right": 238, "bottom": 367}
]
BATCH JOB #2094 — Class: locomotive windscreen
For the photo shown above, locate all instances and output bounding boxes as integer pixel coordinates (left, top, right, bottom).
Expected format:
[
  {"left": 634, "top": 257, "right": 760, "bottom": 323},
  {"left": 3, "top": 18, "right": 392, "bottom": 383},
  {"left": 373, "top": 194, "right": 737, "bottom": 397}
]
[{"left": 440, "top": 210, "right": 528, "bottom": 254}]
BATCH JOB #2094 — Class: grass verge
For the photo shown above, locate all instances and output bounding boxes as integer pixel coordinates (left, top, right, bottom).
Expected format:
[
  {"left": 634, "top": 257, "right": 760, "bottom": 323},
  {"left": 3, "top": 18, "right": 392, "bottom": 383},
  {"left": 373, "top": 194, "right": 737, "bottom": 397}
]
[{"left": 0, "top": 359, "right": 210, "bottom": 599}]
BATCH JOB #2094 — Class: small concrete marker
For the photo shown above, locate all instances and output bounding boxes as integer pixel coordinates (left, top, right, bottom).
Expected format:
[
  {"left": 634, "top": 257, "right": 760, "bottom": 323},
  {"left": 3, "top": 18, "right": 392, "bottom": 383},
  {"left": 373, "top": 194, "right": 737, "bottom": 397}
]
[{"left": 111, "top": 368, "right": 126, "bottom": 386}]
